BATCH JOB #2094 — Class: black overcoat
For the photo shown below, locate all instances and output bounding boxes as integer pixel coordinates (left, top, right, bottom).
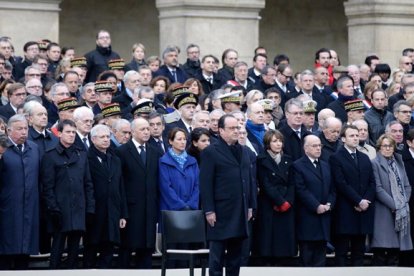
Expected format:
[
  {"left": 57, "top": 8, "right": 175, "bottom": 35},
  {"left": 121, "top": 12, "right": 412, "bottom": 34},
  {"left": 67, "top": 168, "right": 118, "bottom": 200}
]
[{"left": 116, "top": 140, "right": 162, "bottom": 249}]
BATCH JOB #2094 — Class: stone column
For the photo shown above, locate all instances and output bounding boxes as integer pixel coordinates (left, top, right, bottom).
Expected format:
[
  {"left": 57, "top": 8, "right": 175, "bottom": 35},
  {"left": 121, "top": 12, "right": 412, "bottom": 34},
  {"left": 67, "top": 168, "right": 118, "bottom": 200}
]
[
  {"left": 344, "top": 0, "right": 414, "bottom": 67},
  {"left": 156, "top": 0, "right": 265, "bottom": 65},
  {"left": 0, "top": 0, "right": 62, "bottom": 56}
]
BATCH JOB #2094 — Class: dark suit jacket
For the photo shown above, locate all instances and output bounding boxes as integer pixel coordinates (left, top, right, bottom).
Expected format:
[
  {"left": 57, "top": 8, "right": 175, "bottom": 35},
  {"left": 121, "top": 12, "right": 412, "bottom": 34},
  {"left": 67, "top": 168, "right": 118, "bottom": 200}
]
[
  {"left": 113, "top": 91, "right": 133, "bottom": 119},
  {"left": 200, "top": 139, "right": 256, "bottom": 240},
  {"left": 115, "top": 140, "right": 163, "bottom": 249},
  {"left": 0, "top": 103, "right": 16, "bottom": 121},
  {"left": 153, "top": 65, "right": 188, "bottom": 84},
  {"left": 293, "top": 156, "right": 335, "bottom": 241},
  {"left": 248, "top": 67, "right": 261, "bottom": 84},
  {"left": 329, "top": 146, "right": 376, "bottom": 235},
  {"left": 148, "top": 136, "right": 169, "bottom": 154},
  {"left": 28, "top": 127, "right": 59, "bottom": 158},
  {"left": 327, "top": 99, "right": 347, "bottom": 123},
  {"left": 194, "top": 71, "right": 224, "bottom": 95},
  {"left": 74, "top": 133, "right": 91, "bottom": 152},
  {"left": 279, "top": 124, "right": 310, "bottom": 161}
]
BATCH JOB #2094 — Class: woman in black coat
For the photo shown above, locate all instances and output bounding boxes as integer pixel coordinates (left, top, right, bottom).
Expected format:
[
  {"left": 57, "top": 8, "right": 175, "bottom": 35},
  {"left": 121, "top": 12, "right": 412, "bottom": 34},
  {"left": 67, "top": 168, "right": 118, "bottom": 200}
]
[{"left": 253, "top": 129, "right": 296, "bottom": 264}]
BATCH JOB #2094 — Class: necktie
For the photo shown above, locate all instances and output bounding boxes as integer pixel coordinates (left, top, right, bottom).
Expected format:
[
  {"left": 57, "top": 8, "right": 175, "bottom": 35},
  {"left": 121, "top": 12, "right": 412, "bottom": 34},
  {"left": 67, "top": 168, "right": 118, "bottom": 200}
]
[
  {"left": 157, "top": 140, "right": 165, "bottom": 153},
  {"left": 350, "top": 152, "right": 358, "bottom": 166},
  {"left": 313, "top": 160, "right": 319, "bottom": 169},
  {"left": 171, "top": 70, "right": 177, "bottom": 83},
  {"left": 139, "top": 145, "right": 146, "bottom": 165},
  {"left": 207, "top": 77, "right": 213, "bottom": 84},
  {"left": 82, "top": 137, "right": 89, "bottom": 150},
  {"left": 295, "top": 130, "right": 301, "bottom": 139},
  {"left": 189, "top": 126, "right": 193, "bottom": 133},
  {"left": 17, "top": 144, "right": 23, "bottom": 153}
]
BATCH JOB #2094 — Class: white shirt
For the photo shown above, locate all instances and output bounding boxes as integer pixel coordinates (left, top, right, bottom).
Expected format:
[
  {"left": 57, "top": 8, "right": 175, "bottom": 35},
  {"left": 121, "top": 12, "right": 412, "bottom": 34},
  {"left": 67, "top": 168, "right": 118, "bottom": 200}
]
[{"left": 132, "top": 138, "right": 145, "bottom": 154}]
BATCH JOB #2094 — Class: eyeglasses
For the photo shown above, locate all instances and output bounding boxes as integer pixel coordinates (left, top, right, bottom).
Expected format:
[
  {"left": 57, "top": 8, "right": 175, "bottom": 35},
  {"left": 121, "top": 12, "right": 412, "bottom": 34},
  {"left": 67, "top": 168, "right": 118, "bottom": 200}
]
[
  {"left": 98, "top": 36, "right": 110, "bottom": 40},
  {"left": 404, "top": 62, "right": 412, "bottom": 65},
  {"left": 0, "top": 62, "right": 5, "bottom": 65},
  {"left": 381, "top": 144, "right": 393, "bottom": 149},
  {"left": 282, "top": 73, "right": 292, "bottom": 80},
  {"left": 56, "top": 92, "right": 71, "bottom": 96},
  {"left": 27, "top": 86, "right": 42, "bottom": 89},
  {"left": 81, "top": 119, "right": 94, "bottom": 124}
]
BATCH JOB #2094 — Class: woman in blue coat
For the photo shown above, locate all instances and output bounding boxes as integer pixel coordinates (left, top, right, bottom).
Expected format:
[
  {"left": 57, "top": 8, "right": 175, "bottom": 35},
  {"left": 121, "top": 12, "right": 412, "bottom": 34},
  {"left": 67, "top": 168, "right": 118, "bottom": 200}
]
[{"left": 159, "top": 127, "right": 199, "bottom": 211}]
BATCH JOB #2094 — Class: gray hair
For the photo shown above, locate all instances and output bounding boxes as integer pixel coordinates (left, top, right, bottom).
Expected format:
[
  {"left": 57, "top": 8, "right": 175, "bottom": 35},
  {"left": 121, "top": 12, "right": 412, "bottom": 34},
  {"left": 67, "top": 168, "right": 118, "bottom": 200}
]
[
  {"left": 209, "top": 108, "right": 225, "bottom": 118},
  {"left": 123, "top": 70, "right": 140, "bottom": 83},
  {"left": 162, "top": 46, "right": 178, "bottom": 59},
  {"left": 131, "top": 117, "right": 148, "bottom": 132},
  {"left": 210, "top": 89, "right": 226, "bottom": 100},
  {"left": 284, "top": 98, "right": 303, "bottom": 113},
  {"left": 73, "top": 106, "right": 94, "bottom": 121},
  {"left": 80, "top": 82, "right": 95, "bottom": 97},
  {"left": 393, "top": 100, "right": 410, "bottom": 113},
  {"left": 323, "top": 117, "right": 342, "bottom": 130},
  {"left": 234, "top": 61, "right": 248, "bottom": 69},
  {"left": 23, "top": 100, "right": 44, "bottom": 116},
  {"left": 261, "top": 65, "right": 276, "bottom": 76},
  {"left": 112, "top": 118, "right": 131, "bottom": 131},
  {"left": 300, "top": 69, "right": 314, "bottom": 81},
  {"left": 7, "top": 114, "right": 27, "bottom": 129},
  {"left": 134, "top": 86, "right": 154, "bottom": 98},
  {"left": 24, "top": 65, "right": 40, "bottom": 75},
  {"left": 90, "top": 124, "right": 111, "bottom": 138},
  {"left": 385, "top": 120, "right": 403, "bottom": 133},
  {"left": 352, "top": 119, "right": 368, "bottom": 128},
  {"left": 191, "top": 110, "right": 210, "bottom": 126},
  {"left": 50, "top": 82, "right": 69, "bottom": 98}
]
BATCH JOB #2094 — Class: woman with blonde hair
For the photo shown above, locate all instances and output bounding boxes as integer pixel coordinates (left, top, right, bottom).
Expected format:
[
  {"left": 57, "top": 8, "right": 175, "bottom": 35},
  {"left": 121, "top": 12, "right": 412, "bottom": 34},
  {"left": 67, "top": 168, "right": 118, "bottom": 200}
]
[{"left": 125, "top": 43, "right": 146, "bottom": 71}]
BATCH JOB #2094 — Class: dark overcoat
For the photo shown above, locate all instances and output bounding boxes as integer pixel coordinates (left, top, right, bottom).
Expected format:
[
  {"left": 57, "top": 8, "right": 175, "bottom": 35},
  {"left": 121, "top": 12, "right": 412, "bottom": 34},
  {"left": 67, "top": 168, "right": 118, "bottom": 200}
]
[
  {"left": 254, "top": 152, "right": 296, "bottom": 257},
  {"left": 116, "top": 140, "right": 162, "bottom": 249},
  {"left": 200, "top": 139, "right": 256, "bottom": 241},
  {"left": 279, "top": 124, "right": 309, "bottom": 161},
  {"left": 41, "top": 143, "right": 95, "bottom": 233},
  {"left": 86, "top": 146, "right": 128, "bottom": 245},
  {"left": 293, "top": 156, "right": 335, "bottom": 241},
  {"left": 329, "top": 146, "right": 376, "bottom": 235},
  {"left": 0, "top": 140, "right": 40, "bottom": 255}
]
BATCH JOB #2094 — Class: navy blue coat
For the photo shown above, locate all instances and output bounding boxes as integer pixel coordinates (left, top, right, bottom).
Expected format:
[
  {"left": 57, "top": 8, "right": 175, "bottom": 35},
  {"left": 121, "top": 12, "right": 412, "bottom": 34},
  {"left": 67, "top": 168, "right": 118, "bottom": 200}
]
[
  {"left": 154, "top": 65, "right": 188, "bottom": 84},
  {"left": 41, "top": 143, "right": 95, "bottom": 233},
  {"left": 159, "top": 150, "right": 199, "bottom": 211},
  {"left": 329, "top": 146, "right": 376, "bottom": 235},
  {"left": 28, "top": 126, "right": 58, "bottom": 158},
  {"left": 200, "top": 139, "right": 256, "bottom": 241},
  {"left": 279, "top": 124, "right": 310, "bottom": 161},
  {"left": 0, "top": 140, "right": 40, "bottom": 255},
  {"left": 293, "top": 156, "right": 335, "bottom": 241}
]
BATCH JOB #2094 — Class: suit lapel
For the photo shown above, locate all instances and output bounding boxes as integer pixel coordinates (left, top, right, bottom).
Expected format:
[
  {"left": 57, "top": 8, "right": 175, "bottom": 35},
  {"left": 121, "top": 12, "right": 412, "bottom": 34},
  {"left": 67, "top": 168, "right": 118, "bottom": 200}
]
[
  {"left": 128, "top": 141, "right": 145, "bottom": 169},
  {"left": 303, "top": 157, "right": 323, "bottom": 180},
  {"left": 215, "top": 141, "right": 239, "bottom": 166}
]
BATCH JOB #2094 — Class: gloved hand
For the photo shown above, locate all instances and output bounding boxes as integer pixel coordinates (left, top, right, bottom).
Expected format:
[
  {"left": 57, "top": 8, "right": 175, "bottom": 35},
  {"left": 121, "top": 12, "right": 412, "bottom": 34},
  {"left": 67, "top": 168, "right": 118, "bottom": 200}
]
[{"left": 273, "top": 201, "right": 291, "bottom": 212}]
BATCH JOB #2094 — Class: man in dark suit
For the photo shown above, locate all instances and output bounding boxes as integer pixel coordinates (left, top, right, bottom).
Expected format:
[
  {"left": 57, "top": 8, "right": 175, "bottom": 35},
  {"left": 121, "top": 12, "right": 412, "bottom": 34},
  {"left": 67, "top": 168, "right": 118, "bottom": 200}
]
[
  {"left": 0, "top": 83, "right": 27, "bottom": 121},
  {"left": 148, "top": 111, "right": 168, "bottom": 154},
  {"left": 116, "top": 118, "right": 163, "bottom": 268},
  {"left": 113, "top": 70, "right": 141, "bottom": 116},
  {"left": 248, "top": 53, "right": 267, "bottom": 84},
  {"left": 195, "top": 54, "right": 224, "bottom": 94},
  {"left": 327, "top": 76, "right": 356, "bottom": 123},
  {"left": 329, "top": 125, "right": 376, "bottom": 266},
  {"left": 200, "top": 114, "right": 256, "bottom": 276},
  {"left": 84, "top": 124, "right": 127, "bottom": 268},
  {"left": 73, "top": 106, "right": 94, "bottom": 151},
  {"left": 153, "top": 46, "right": 188, "bottom": 84},
  {"left": 293, "top": 135, "right": 335, "bottom": 266},
  {"left": 313, "top": 67, "right": 334, "bottom": 98},
  {"left": 279, "top": 98, "right": 310, "bottom": 161}
]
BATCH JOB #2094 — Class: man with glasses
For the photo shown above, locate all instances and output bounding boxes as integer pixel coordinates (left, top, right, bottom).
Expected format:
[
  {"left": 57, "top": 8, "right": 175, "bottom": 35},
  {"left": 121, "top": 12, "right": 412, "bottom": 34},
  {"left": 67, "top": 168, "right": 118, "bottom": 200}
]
[
  {"left": 279, "top": 98, "right": 310, "bottom": 160},
  {"left": 84, "top": 30, "right": 120, "bottom": 82},
  {"left": 47, "top": 83, "right": 72, "bottom": 124},
  {"left": 293, "top": 134, "right": 334, "bottom": 266},
  {"left": 393, "top": 100, "right": 414, "bottom": 140},
  {"left": 73, "top": 106, "right": 94, "bottom": 151},
  {"left": 24, "top": 65, "right": 41, "bottom": 83},
  {"left": 275, "top": 63, "right": 293, "bottom": 108},
  {"left": 399, "top": 55, "right": 413, "bottom": 73},
  {"left": 14, "top": 41, "right": 39, "bottom": 80},
  {"left": 200, "top": 114, "right": 256, "bottom": 276},
  {"left": 0, "top": 83, "right": 27, "bottom": 121},
  {"left": 25, "top": 78, "right": 43, "bottom": 97}
]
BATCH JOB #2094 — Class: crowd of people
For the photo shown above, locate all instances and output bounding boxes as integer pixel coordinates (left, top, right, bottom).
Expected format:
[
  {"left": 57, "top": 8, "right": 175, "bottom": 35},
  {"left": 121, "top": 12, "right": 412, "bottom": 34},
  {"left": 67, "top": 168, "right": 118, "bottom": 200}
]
[{"left": 1, "top": 30, "right": 414, "bottom": 273}]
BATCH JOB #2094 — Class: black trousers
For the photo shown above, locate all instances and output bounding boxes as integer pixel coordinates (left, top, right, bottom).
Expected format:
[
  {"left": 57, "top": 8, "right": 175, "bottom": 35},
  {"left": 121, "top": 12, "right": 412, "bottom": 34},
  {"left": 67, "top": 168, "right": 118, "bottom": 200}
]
[
  {"left": 299, "top": 240, "right": 326, "bottom": 267},
  {"left": 0, "top": 254, "right": 29, "bottom": 270},
  {"left": 50, "top": 231, "right": 82, "bottom": 269},
  {"left": 372, "top": 248, "right": 399, "bottom": 266},
  {"left": 118, "top": 247, "right": 153, "bottom": 269},
  {"left": 209, "top": 237, "right": 245, "bottom": 276},
  {"left": 334, "top": 234, "right": 366, "bottom": 266},
  {"left": 83, "top": 242, "right": 114, "bottom": 268}
]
